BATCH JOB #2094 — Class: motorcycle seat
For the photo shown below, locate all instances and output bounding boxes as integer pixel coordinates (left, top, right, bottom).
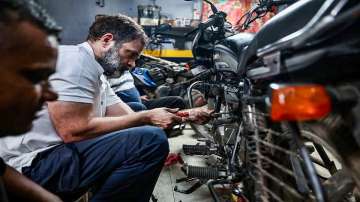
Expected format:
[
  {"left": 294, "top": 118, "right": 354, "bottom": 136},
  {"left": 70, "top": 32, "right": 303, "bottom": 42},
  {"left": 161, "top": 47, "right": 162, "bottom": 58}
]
[
  {"left": 255, "top": 0, "right": 324, "bottom": 50},
  {"left": 238, "top": 0, "right": 325, "bottom": 74}
]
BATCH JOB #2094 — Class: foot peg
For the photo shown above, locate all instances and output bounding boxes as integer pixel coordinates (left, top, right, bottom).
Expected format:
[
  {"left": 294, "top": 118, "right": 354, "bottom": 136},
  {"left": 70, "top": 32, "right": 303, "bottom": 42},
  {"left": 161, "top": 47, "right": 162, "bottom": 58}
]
[
  {"left": 174, "top": 165, "right": 226, "bottom": 194},
  {"left": 174, "top": 179, "right": 204, "bottom": 194},
  {"left": 186, "top": 165, "right": 224, "bottom": 179},
  {"left": 183, "top": 144, "right": 217, "bottom": 155}
]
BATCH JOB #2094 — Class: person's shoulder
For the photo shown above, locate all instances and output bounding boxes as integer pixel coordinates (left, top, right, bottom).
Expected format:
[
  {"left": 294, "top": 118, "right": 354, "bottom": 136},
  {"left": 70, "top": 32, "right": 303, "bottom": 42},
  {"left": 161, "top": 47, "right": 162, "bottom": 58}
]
[
  {"left": 54, "top": 43, "right": 102, "bottom": 84},
  {"left": 107, "top": 70, "right": 131, "bottom": 83},
  {"left": 56, "top": 45, "right": 84, "bottom": 73},
  {"left": 0, "top": 157, "right": 6, "bottom": 176},
  {"left": 57, "top": 45, "right": 84, "bottom": 63},
  {"left": 59, "top": 44, "right": 92, "bottom": 59},
  {"left": 58, "top": 44, "right": 81, "bottom": 54},
  {"left": 57, "top": 44, "right": 98, "bottom": 71}
]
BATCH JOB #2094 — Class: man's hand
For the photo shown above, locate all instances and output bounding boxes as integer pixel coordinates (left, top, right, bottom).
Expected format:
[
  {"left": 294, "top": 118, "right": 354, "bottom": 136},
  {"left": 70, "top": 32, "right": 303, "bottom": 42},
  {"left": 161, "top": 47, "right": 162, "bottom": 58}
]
[
  {"left": 140, "top": 95, "right": 150, "bottom": 101},
  {"left": 178, "top": 106, "right": 214, "bottom": 124},
  {"left": 144, "top": 108, "right": 183, "bottom": 129}
]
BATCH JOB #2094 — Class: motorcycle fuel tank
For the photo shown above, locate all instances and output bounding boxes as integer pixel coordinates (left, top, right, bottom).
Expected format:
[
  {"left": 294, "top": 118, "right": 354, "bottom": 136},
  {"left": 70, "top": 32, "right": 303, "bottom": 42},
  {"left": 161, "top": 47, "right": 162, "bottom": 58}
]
[{"left": 213, "top": 33, "right": 254, "bottom": 74}]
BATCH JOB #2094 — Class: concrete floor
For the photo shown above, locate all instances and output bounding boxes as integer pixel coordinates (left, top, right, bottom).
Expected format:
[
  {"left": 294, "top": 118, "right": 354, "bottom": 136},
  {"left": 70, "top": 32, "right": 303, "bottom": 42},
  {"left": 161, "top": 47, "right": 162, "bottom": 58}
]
[
  {"left": 151, "top": 126, "right": 347, "bottom": 202},
  {"left": 152, "top": 126, "right": 214, "bottom": 202}
]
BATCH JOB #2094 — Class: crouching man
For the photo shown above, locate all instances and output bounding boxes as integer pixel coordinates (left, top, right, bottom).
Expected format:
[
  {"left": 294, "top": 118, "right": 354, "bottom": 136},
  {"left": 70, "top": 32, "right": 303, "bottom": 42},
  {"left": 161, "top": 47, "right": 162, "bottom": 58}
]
[
  {"left": 0, "top": 14, "right": 182, "bottom": 202},
  {"left": 0, "top": 13, "right": 211, "bottom": 202}
]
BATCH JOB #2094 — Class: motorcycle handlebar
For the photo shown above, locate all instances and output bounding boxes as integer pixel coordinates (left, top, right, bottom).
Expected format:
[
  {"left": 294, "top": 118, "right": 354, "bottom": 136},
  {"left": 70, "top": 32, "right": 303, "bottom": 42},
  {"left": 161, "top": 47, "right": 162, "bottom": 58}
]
[
  {"left": 199, "top": 16, "right": 218, "bottom": 30},
  {"left": 186, "top": 12, "right": 226, "bottom": 37}
]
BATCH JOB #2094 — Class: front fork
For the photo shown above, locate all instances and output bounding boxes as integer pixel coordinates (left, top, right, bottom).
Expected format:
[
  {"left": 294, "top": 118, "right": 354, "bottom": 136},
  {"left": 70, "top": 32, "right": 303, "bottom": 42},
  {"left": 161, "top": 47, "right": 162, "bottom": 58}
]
[{"left": 285, "top": 122, "right": 326, "bottom": 202}]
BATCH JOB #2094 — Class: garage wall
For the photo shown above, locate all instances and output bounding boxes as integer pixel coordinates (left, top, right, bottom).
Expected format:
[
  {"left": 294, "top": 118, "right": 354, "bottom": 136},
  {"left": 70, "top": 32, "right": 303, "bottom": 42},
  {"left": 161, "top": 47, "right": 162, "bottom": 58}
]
[
  {"left": 133, "top": 0, "right": 195, "bottom": 20},
  {"left": 36, "top": 0, "right": 136, "bottom": 44},
  {"left": 37, "top": 0, "right": 197, "bottom": 45}
]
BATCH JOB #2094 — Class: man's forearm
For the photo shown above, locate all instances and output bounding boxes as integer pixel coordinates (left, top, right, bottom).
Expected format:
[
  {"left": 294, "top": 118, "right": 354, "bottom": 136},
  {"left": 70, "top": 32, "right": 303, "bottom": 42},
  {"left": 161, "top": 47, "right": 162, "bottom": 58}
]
[
  {"left": 3, "top": 166, "right": 62, "bottom": 202},
  {"left": 61, "top": 111, "right": 150, "bottom": 143},
  {"left": 49, "top": 102, "right": 181, "bottom": 143}
]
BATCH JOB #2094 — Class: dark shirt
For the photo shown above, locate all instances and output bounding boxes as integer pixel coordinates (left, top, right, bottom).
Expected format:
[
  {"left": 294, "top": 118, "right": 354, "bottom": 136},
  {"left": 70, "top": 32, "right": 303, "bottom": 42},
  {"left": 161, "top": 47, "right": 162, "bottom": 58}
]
[{"left": 0, "top": 158, "right": 6, "bottom": 176}]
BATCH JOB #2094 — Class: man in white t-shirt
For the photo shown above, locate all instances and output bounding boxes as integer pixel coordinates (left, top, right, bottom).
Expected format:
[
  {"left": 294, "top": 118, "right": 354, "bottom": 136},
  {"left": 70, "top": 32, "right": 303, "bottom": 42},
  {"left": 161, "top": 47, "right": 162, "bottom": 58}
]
[{"left": 0, "top": 14, "right": 211, "bottom": 202}]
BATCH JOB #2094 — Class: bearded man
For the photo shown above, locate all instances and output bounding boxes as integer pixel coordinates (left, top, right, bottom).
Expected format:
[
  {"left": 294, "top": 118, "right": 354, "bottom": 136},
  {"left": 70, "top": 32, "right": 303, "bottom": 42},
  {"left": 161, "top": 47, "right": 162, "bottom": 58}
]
[
  {"left": 0, "top": 14, "right": 211, "bottom": 202},
  {"left": 1, "top": 14, "right": 176, "bottom": 202}
]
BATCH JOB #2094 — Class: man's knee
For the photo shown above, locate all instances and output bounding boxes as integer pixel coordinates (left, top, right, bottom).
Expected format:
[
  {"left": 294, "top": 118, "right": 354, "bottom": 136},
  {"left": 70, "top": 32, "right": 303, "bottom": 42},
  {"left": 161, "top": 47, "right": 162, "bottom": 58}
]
[
  {"left": 127, "top": 102, "right": 147, "bottom": 112},
  {"left": 140, "top": 126, "right": 169, "bottom": 154},
  {"left": 155, "top": 96, "right": 186, "bottom": 109}
]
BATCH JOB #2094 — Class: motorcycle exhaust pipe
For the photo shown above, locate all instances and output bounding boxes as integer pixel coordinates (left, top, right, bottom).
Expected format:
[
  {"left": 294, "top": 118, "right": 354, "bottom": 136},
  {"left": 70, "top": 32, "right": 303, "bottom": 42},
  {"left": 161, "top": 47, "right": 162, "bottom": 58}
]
[{"left": 187, "top": 81, "right": 206, "bottom": 108}]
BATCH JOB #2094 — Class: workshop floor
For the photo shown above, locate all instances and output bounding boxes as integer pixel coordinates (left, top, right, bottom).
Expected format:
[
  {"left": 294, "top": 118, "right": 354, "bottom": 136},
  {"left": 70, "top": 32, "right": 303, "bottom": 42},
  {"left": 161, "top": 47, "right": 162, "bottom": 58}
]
[
  {"left": 152, "top": 127, "right": 344, "bottom": 202},
  {"left": 152, "top": 126, "right": 214, "bottom": 202}
]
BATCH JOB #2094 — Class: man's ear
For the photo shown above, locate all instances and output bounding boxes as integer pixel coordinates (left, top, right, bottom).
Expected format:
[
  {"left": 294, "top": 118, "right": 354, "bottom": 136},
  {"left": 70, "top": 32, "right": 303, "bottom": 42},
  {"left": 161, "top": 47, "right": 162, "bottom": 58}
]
[{"left": 100, "top": 33, "right": 114, "bottom": 48}]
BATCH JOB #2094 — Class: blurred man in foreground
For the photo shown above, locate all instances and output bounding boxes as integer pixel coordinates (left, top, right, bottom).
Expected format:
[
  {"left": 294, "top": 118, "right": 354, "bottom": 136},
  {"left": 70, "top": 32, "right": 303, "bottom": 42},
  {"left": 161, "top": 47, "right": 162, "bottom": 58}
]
[{"left": 0, "top": 0, "right": 62, "bottom": 201}]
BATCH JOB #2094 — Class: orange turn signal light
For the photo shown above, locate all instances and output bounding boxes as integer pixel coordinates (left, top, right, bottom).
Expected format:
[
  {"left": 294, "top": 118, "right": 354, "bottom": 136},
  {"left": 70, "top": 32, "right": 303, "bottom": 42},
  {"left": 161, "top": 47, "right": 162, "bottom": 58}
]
[{"left": 270, "top": 84, "right": 331, "bottom": 121}]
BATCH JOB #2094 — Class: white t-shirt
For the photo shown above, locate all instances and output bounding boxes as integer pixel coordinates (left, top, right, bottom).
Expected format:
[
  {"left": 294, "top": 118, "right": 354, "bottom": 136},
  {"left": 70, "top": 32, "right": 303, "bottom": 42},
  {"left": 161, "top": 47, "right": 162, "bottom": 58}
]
[
  {"left": 0, "top": 42, "right": 121, "bottom": 172},
  {"left": 108, "top": 70, "right": 136, "bottom": 93}
]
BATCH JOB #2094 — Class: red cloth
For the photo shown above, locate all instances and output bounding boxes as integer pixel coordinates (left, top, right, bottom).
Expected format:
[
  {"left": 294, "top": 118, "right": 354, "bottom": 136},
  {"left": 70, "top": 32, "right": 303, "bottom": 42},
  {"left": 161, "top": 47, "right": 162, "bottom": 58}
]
[{"left": 164, "top": 153, "right": 184, "bottom": 166}]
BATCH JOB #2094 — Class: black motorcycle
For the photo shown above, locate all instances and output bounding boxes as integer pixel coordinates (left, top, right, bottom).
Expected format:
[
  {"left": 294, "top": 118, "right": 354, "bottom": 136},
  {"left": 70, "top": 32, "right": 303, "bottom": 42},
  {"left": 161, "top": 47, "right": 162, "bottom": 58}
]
[
  {"left": 181, "top": 0, "right": 360, "bottom": 201},
  {"left": 131, "top": 23, "right": 212, "bottom": 102}
]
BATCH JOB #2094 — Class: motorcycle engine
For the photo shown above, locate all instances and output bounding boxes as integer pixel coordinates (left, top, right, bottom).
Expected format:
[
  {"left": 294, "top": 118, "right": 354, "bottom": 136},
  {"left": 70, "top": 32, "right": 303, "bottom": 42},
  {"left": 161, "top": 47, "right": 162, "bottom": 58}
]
[
  {"left": 148, "top": 67, "right": 167, "bottom": 85},
  {"left": 155, "top": 84, "right": 171, "bottom": 98}
]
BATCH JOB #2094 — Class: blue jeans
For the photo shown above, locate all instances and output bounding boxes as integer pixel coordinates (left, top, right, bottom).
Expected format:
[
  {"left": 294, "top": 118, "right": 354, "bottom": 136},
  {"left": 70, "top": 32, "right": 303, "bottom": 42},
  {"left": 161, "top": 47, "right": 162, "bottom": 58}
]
[
  {"left": 22, "top": 126, "right": 169, "bottom": 202},
  {"left": 116, "top": 88, "right": 141, "bottom": 103},
  {"left": 127, "top": 102, "right": 147, "bottom": 112},
  {"left": 116, "top": 88, "right": 186, "bottom": 111},
  {"left": 116, "top": 88, "right": 147, "bottom": 112}
]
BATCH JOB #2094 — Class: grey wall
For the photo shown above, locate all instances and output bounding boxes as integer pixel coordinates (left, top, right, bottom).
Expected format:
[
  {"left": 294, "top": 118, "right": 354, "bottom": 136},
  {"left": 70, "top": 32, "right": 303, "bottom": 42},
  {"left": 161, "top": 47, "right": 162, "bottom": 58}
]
[
  {"left": 134, "top": 0, "right": 194, "bottom": 19},
  {"left": 37, "top": 0, "right": 137, "bottom": 44},
  {"left": 37, "top": 0, "right": 196, "bottom": 45}
]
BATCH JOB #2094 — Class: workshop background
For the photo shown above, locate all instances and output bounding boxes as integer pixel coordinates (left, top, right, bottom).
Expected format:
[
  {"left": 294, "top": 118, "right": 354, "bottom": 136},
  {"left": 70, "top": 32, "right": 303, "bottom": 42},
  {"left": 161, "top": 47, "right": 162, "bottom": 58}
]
[
  {"left": 20, "top": 1, "right": 360, "bottom": 202},
  {"left": 36, "top": 0, "right": 272, "bottom": 61}
]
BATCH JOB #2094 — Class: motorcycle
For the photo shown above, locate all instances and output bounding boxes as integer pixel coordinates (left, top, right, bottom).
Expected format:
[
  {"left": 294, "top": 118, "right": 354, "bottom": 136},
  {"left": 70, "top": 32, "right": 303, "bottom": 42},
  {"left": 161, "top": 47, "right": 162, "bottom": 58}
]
[
  {"left": 179, "top": 0, "right": 360, "bottom": 201},
  {"left": 131, "top": 24, "right": 210, "bottom": 103}
]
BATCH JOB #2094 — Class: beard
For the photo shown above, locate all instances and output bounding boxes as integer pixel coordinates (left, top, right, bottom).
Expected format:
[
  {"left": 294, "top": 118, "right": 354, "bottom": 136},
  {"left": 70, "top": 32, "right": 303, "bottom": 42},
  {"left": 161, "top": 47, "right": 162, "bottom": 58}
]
[{"left": 97, "top": 45, "right": 126, "bottom": 76}]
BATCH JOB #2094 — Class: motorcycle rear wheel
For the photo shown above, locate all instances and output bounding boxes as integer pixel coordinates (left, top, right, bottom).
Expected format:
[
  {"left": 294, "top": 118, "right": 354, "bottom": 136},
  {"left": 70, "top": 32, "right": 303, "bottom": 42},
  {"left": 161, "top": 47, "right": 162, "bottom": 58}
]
[{"left": 241, "top": 119, "right": 358, "bottom": 202}]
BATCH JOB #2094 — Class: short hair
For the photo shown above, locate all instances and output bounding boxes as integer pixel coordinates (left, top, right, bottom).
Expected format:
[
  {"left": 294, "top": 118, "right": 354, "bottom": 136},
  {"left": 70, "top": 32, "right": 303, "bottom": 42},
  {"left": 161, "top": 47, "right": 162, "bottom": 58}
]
[
  {"left": 0, "top": 0, "right": 61, "bottom": 35},
  {"left": 87, "top": 14, "right": 148, "bottom": 45}
]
